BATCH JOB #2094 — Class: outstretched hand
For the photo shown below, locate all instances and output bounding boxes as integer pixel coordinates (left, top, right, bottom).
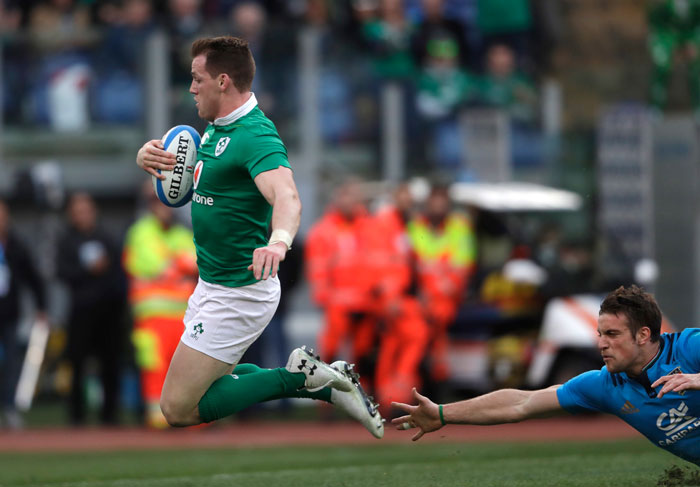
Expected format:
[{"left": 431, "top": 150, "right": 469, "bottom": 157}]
[
  {"left": 391, "top": 388, "right": 443, "bottom": 441},
  {"left": 652, "top": 373, "right": 700, "bottom": 398}
]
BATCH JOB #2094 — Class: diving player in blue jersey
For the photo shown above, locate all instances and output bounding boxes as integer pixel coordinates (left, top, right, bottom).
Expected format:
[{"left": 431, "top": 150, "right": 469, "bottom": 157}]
[{"left": 392, "top": 285, "right": 700, "bottom": 465}]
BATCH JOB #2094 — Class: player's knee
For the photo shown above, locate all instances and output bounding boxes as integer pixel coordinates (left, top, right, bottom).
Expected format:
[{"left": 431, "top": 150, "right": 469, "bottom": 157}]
[{"left": 159, "top": 397, "right": 191, "bottom": 427}]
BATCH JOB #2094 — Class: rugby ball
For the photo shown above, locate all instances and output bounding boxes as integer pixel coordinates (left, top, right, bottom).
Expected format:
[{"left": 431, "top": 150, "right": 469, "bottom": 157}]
[{"left": 152, "top": 125, "right": 201, "bottom": 207}]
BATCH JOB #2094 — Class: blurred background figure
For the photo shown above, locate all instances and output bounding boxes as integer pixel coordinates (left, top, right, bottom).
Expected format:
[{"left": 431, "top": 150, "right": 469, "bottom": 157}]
[
  {"left": 477, "top": 42, "right": 540, "bottom": 167},
  {"left": 300, "top": 0, "right": 360, "bottom": 144},
  {"left": 358, "top": 0, "right": 424, "bottom": 165},
  {"left": 647, "top": 0, "right": 700, "bottom": 119},
  {"left": 92, "top": 0, "right": 157, "bottom": 124},
  {"left": 360, "top": 0, "right": 416, "bottom": 82},
  {"left": 0, "top": 0, "right": 23, "bottom": 123},
  {"left": 27, "top": 0, "right": 98, "bottom": 131},
  {"left": 305, "top": 178, "right": 377, "bottom": 387},
  {"left": 412, "top": 0, "right": 476, "bottom": 172},
  {"left": 411, "top": 0, "right": 471, "bottom": 70},
  {"left": 370, "top": 182, "right": 429, "bottom": 411},
  {"left": 407, "top": 184, "right": 476, "bottom": 396},
  {"left": 0, "top": 199, "right": 47, "bottom": 430},
  {"left": 478, "top": 43, "right": 537, "bottom": 124},
  {"left": 0, "top": 0, "right": 21, "bottom": 40},
  {"left": 165, "top": 0, "right": 208, "bottom": 126},
  {"left": 55, "top": 192, "right": 128, "bottom": 426},
  {"left": 475, "top": 0, "right": 534, "bottom": 71},
  {"left": 122, "top": 182, "right": 197, "bottom": 428},
  {"left": 228, "top": 1, "right": 268, "bottom": 96}
]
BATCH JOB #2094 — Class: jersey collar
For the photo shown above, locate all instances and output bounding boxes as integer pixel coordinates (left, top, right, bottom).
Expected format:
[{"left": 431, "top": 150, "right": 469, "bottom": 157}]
[
  {"left": 642, "top": 338, "right": 664, "bottom": 372},
  {"left": 213, "top": 93, "right": 257, "bottom": 126},
  {"left": 619, "top": 338, "right": 665, "bottom": 398},
  {"left": 621, "top": 338, "right": 664, "bottom": 380}
]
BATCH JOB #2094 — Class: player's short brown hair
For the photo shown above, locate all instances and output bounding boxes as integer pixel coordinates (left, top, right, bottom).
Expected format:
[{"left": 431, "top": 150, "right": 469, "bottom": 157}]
[
  {"left": 599, "top": 285, "right": 662, "bottom": 342},
  {"left": 191, "top": 36, "right": 255, "bottom": 93}
]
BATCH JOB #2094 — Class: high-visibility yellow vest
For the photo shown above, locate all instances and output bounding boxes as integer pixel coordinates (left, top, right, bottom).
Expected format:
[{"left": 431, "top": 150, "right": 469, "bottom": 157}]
[
  {"left": 123, "top": 215, "right": 196, "bottom": 321},
  {"left": 407, "top": 213, "right": 476, "bottom": 269}
]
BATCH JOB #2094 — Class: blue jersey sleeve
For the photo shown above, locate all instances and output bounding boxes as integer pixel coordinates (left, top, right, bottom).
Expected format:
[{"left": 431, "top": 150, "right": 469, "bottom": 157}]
[
  {"left": 556, "top": 369, "right": 608, "bottom": 414},
  {"left": 675, "top": 328, "right": 700, "bottom": 371}
]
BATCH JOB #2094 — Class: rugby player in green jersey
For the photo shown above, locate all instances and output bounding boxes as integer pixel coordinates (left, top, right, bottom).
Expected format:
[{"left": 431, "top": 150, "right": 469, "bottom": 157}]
[{"left": 136, "top": 36, "right": 384, "bottom": 438}]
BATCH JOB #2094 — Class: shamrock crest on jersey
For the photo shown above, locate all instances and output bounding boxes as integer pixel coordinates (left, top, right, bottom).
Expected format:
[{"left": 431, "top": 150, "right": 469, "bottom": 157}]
[{"left": 215, "top": 137, "right": 231, "bottom": 156}]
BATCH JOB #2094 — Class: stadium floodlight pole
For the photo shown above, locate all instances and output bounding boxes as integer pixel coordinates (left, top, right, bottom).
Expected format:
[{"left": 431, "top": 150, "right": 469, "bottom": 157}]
[
  {"left": 297, "top": 26, "right": 322, "bottom": 234},
  {"left": 381, "top": 82, "right": 405, "bottom": 182},
  {"left": 542, "top": 79, "right": 562, "bottom": 137},
  {"left": 145, "top": 30, "right": 170, "bottom": 140},
  {"left": 638, "top": 109, "right": 654, "bottom": 265}
]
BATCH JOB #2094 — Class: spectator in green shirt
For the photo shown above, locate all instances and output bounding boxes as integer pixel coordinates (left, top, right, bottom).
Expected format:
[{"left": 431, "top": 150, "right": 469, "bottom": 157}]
[
  {"left": 477, "top": 43, "right": 537, "bottom": 124},
  {"left": 415, "top": 35, "right": 478, "bottom": 171},
  {"left": 361, "top": 0, "right": 417, "bottom": 81}
]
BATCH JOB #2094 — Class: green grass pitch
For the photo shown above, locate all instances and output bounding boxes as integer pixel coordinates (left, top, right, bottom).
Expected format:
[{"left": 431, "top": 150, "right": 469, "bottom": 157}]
[{"left": 0, "top": 439, "right": 690, "bottom": 487}]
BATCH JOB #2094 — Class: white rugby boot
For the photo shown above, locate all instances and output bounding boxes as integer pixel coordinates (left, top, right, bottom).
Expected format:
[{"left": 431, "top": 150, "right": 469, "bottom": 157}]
[
  {"left": 286, "top": 346, "right": 353, "bottom": 392},
  {"left": 330, "top": 360, "right": 384, "bottom": 439}
]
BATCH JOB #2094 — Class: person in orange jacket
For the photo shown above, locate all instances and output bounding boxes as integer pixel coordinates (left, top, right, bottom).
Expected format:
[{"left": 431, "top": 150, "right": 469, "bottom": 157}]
[
  {"left": 123, "top": 182, "right": 198, "bottom": 428},
  {"left": 305, "top": 179, "right": 377, "bottom": 380},
  {"left": 370, "top": 183, "right": 429, "bottom": 410},
  {"left": 407, "top": 184, "right": 476, "bottom": 384}
]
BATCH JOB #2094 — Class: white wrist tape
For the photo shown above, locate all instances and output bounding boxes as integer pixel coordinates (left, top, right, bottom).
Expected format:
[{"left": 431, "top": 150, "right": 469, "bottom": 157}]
[{"left": 269, "top": 229, "right": 293, "bottom": 250}]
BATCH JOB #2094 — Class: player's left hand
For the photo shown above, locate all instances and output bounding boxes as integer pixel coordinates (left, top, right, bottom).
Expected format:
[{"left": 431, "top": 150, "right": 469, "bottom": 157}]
[
  {"left": 652, "top": 373, "right": 700, "bottom": 398},
  {"left": 391, "top": 388, "right": 443, "bottom": 441},
  {"left": 248, "top": 241, "right": 287, "bottom": 280}
]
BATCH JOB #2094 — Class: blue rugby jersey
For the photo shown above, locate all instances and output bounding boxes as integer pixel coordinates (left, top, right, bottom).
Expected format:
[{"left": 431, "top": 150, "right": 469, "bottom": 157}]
[{"left": 556, "top": 329, "right": 700, "bottom": 465}]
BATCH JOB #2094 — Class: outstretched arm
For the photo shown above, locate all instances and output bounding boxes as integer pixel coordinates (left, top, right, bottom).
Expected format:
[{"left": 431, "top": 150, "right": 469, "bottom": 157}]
[
  {"left": 652, "top": 373, "right": 700, "bottom": 398},
  {"left": 250, "top": 166, "right": 302, "bottom": 280},
  {"left": 392, "top": 386, "right": 565, "bottom": 441}
]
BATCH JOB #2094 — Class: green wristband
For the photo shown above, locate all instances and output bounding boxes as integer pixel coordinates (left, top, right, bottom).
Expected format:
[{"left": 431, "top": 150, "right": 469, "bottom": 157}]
[{"left": 439, "top": 404, "right": 446, "bottom": 426}]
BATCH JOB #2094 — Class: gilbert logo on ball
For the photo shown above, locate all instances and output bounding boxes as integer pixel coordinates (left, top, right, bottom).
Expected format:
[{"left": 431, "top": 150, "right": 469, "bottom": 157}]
[{"left": 153, "top": 125, "right": 201, "bottom": 207}]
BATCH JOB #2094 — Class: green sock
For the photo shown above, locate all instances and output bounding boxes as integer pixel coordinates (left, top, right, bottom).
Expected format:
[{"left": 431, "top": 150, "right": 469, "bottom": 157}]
[
  {"left": 198, "top": 365, "right": 331, "bottom": 423},
  {"left": 232, "top": 363, "right": 331, "bottom": 402},
  {"left": 232, "top": 363, "right": 263, "bottom": 376}
]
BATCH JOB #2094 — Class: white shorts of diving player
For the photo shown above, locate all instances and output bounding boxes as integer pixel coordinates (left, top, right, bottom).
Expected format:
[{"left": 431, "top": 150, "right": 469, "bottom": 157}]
[{"left": 181, "top": 277, "right": 281, "bottom": 365}]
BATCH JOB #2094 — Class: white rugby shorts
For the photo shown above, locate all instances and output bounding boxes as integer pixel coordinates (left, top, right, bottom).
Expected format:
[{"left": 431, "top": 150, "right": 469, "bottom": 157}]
[{"left": 180, "top": 276, "right": 281, "bottom": 364}]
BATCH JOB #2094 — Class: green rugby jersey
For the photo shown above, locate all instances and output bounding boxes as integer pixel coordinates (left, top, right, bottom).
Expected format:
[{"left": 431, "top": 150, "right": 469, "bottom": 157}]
[{"left": 191, "top": 95, "right": 291, "bottom": 287}]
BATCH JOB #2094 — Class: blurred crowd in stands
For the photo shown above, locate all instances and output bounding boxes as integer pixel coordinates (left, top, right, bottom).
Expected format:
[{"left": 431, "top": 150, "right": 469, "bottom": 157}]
[
  {"left": 0, "top": 0, "right": 545, "bottom": 171},
  {"left": 2, "top": 0, "right": 698, "bottom": 126},
  {"left": 2, "top": 1, "right": 697, "bottom": 170}
]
